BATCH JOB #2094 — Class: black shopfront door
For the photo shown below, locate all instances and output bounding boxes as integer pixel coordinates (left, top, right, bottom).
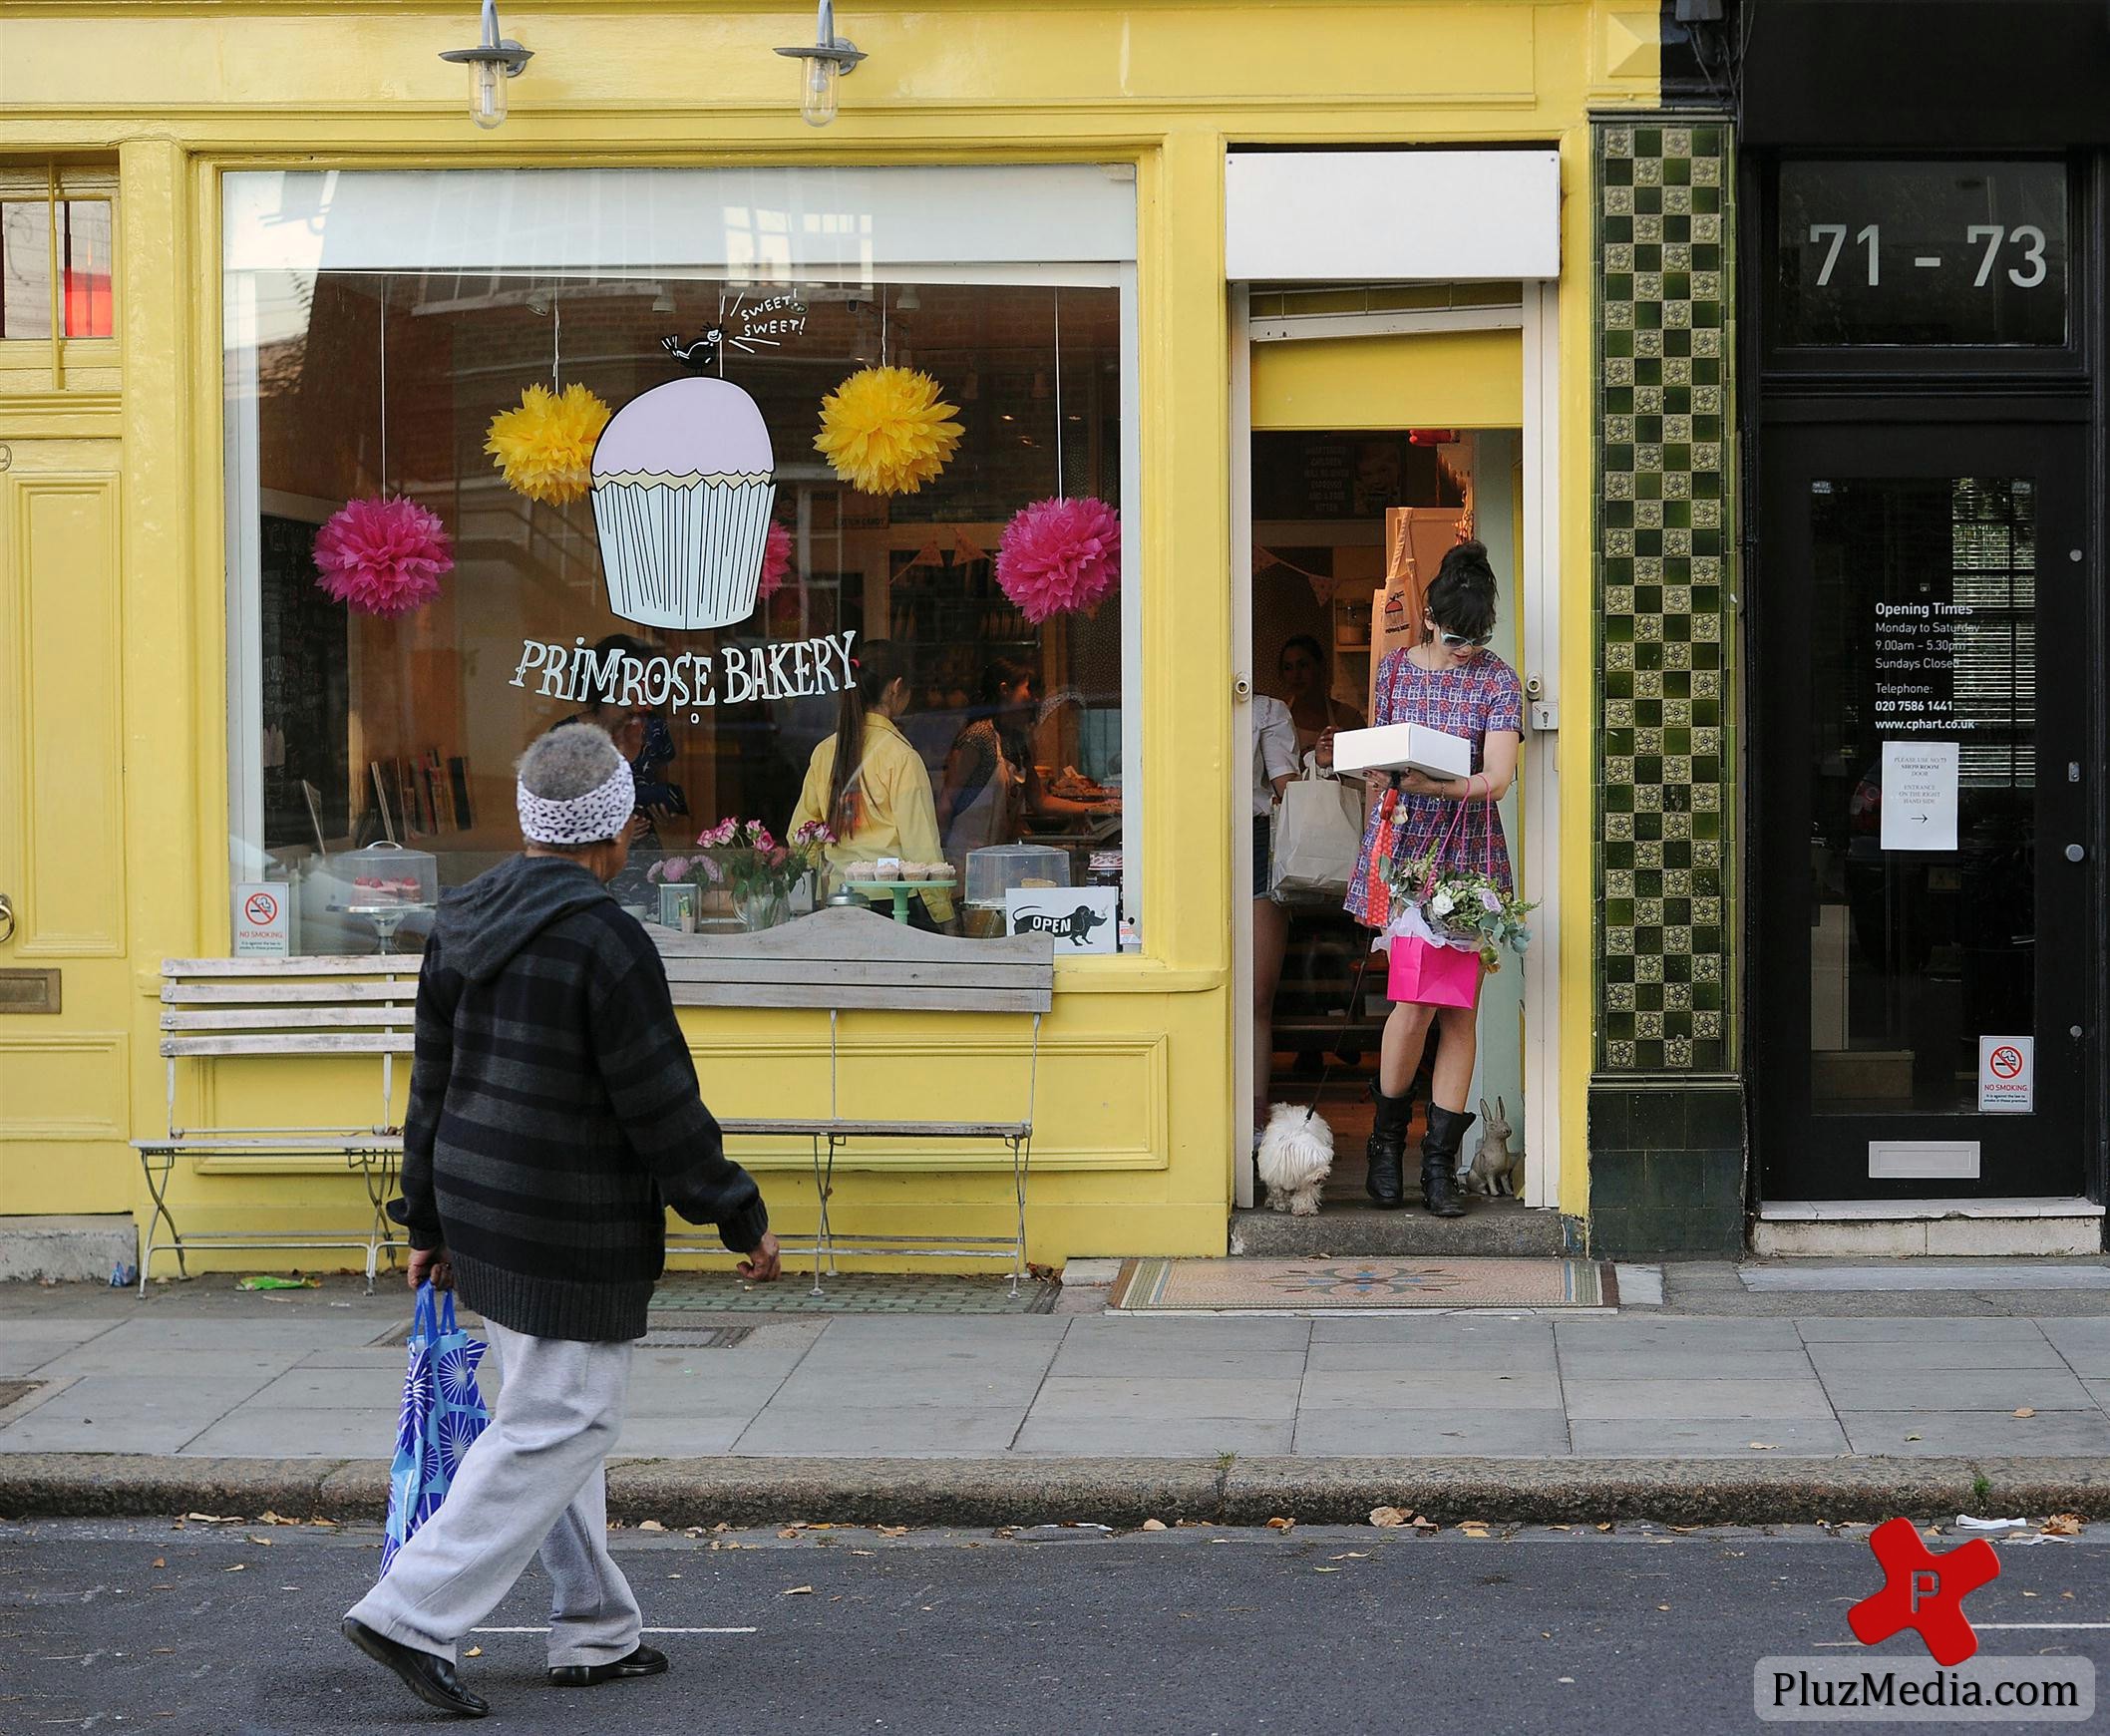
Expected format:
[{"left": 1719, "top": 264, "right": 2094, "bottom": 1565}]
[{"left": 1753, "top": 419, "right": 2093, "bottom": 1201}]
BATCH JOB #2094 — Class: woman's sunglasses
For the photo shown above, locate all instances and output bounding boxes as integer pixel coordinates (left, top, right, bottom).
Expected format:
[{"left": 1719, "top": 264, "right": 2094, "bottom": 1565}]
[{"left": 1436, "top": 629, "right": 1493, "bottom": 650}]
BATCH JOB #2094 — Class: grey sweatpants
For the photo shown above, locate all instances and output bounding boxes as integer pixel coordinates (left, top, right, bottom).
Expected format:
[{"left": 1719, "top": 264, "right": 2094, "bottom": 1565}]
[{"left": 347, "top": 1320, "right": 641, "bottom": 1668}]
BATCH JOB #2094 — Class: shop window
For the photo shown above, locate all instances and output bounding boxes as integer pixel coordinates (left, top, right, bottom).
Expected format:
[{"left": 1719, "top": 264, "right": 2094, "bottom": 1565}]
[
  {"left": 1, "top": 197, "right": 115, "bottom": 339},
  {"left": 222, "top": 168, "right": 1139, "bottom": 956}
]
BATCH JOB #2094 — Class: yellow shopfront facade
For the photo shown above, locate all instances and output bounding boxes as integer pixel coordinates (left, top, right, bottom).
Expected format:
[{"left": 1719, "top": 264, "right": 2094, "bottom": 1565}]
[{"left": 0, "top": 1, "right": 1664, "bottom": 1274}]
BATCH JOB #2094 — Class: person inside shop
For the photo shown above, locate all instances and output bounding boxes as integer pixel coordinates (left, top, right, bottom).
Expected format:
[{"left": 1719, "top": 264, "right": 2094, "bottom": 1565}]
[
  {"left": 1276, "top": 632, "right": 1364, "bottom": 770},
  {"left": 790, "top": 638, "right": 956, "bottom": 930},
  {"left": 936, "top": 659, "right": 1121, "bottom": 857},
  {"left": 1342, "top": 538, "right": 1524, "bottom": 1216},
  {"left": 1029, "top": 685, "right": 1123, "bottom": 815},
  {"left": 556, "top": 632, "right": 685, "bottom": 853},
  {"left": 1251, "top": 688, "right": 1299, "bottom": 1130}
]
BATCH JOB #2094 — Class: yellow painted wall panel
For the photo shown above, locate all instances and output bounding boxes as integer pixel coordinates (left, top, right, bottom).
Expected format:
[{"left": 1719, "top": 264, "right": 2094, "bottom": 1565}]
[
  {"left": 1251, "top": 329, "right": 1524, "bottom": 432},
  {"left": 16, "top": 475, "right": 125, "bottom": 958}
]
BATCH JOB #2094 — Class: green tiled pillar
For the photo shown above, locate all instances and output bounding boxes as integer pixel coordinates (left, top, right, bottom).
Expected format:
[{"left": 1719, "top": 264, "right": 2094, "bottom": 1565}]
[{"left": 1588, "top": 114, "right": 1746, "bottom": 1258}]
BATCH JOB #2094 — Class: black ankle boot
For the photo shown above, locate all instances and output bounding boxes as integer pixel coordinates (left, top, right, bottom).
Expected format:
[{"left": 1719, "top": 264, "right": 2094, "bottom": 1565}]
[
  {"left": 1364, "top": 1084, "right": 1413, "bottom": 1209},
  {"left": 1419, "top": 1105, "right": 1474, "bottom": 1218}
]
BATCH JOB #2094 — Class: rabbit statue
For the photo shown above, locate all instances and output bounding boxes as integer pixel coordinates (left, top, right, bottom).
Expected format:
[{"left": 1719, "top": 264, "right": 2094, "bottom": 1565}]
[{"left": 1464, "top": 1096, "right": 1521, "bottom": 1197}]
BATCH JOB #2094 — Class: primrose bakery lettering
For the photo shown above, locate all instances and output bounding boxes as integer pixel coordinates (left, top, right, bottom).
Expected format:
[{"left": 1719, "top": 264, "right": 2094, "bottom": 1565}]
[{"left": 512, "top": 629, "right": 858, "bottom": 715}]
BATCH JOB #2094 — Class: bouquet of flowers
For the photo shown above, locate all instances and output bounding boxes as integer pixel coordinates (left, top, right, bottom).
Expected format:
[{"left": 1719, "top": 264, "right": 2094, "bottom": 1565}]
[
  {"left": 1385, "top": 846, "right": 1537, "bottom": 972},
  {"left": 654, "top": 817, "right": 836, "bottom": 908}
]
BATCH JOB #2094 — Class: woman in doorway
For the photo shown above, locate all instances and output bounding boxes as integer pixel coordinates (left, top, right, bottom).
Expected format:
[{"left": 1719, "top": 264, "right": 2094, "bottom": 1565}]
[
  {"left": 791, "top": 639, "right": 955, "bottom": 930},
  {"left": 1342, "top": 539, "right": 1523, "bottom": 1216},
  {"left": 1276, "top": 633, "right": 1364, "bottom": 768}
]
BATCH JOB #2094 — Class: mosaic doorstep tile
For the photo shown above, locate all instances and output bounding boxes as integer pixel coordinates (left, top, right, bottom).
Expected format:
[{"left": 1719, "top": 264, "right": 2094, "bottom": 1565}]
[{"left": 1108, "top": 1257, "right": 1614, "bottom": 1312}]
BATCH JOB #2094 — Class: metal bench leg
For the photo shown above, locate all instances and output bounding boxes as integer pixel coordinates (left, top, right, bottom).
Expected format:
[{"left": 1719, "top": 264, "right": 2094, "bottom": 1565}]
[
  {"left": 137, "top": 1146, "right": 187, "bottom": 1297},
  {"left": 1007, "top": 1133, "right": 1031, "bottom": 1300},
  {"left": 808, "top": 1131, "right": 828, "bottom": 1298},
  {"left": 353, "top": 1147, "right": 400, "bottom": 1294}
]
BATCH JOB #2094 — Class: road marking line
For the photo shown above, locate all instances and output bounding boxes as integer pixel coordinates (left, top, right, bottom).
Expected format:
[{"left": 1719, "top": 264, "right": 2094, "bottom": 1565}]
[
  {"left": 1973, "top": 1623, "right": 2110, "bottom": 1630},
  {"left": 472, "top": 1625, "right": 757, "bottom": 1635}
]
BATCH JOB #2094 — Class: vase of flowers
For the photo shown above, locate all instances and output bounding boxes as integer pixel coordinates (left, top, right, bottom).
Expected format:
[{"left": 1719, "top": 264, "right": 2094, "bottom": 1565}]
[
  {"left": 1384, "top": 847, "right": 1537, "bottom": 971},
  {"left": 659, "top": 817, "right": 835, "bottom": 932}
]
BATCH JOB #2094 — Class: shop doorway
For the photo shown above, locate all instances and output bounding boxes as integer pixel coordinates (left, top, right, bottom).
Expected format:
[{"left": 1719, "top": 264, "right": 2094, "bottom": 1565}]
[
  {"left": 1230, "top": 287, "right": 1563, "bottom": 1214},
  {"left": 1753, "top": 421, "right": 2094, "bottom": 1201}
]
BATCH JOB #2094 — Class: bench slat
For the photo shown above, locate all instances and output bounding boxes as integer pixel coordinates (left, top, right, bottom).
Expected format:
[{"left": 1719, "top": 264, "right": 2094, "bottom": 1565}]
[
  {"left": 163, "top": 956, "right": 418, "bottom": 978},
  {"left": 668, "top": 983, "right": 1050, "bottom": 1013},
  {"left": 718, "top": 1118, "right": 1029, "bottom": 1140},
  {"left": 162, "top": 1008, "right": 417, "bottom": 1033},
  {"left": 162, "top": 1033, "right": 415, "bottom": 1057},
  {"left": 163, "top": 980, "right": 419, "bottom": 1006}
]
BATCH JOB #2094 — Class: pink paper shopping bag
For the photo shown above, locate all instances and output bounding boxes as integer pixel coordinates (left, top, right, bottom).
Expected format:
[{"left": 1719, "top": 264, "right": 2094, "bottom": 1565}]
[{"left": 1386, "top": 936, "right": 1481, "bottom": 1009}]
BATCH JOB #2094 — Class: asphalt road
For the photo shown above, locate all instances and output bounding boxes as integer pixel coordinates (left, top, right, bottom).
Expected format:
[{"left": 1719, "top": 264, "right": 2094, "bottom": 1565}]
[{"left": 6, "top": 1518, "right": 2109, "bottom": 1734}]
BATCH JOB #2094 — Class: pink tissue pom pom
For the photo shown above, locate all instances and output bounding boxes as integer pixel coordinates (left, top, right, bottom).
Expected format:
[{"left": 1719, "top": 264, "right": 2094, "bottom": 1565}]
[
  {"left": 995, "top": 496, "right": 1120, "bottom": 625},
  {"left": 759, "top": 520, "right": 794, "bottom": 600},
  {"left": 312, "top": 496, "right": 453, "bottom": 618}
]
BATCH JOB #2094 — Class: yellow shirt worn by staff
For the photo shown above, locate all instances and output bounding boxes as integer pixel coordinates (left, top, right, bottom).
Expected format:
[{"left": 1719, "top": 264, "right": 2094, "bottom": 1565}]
[{"left": 791, "top": 712, "right": 956, "bottom": 923}]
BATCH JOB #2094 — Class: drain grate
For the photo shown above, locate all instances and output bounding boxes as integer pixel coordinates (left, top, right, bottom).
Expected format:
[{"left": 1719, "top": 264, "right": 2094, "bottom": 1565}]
[{"left": 638, "top": 1324, "right": 756, "bottom": 1349}]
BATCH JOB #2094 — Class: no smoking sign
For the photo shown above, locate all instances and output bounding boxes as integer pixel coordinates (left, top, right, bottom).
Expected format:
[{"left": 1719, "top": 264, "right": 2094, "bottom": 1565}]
[
  {"left": 1977, "top": 1035, "right": 2033, "bottom": 1114},
  {"left": 233, "top": 880, "right": 290, "bottom": 957}
]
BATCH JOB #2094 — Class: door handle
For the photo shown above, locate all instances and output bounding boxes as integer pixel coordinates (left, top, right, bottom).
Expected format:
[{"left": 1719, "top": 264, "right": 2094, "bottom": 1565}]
[
  {"left": 0, "top": 892, "right": 13, "bottom": 944},
  {"left": 2066, "top": 844, "right": 2087, "bottom": 864}
]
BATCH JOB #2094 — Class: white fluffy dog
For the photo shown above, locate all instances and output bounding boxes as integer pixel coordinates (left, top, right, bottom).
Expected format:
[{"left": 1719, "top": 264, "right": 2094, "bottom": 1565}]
[{"left": 1255, "top": 1103, "right": 1334, "bottom": 1215}]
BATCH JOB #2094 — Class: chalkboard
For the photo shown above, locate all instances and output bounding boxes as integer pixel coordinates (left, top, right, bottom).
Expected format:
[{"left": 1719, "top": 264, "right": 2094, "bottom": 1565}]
[{"left": 258, "top": 513, "right": 350, "bottom": 851}]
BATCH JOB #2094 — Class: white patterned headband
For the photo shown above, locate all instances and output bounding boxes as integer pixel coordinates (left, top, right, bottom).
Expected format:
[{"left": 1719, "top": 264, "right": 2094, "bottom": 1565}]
[{"left": 518, "top": 758, "right": 634, "bottom": 845}]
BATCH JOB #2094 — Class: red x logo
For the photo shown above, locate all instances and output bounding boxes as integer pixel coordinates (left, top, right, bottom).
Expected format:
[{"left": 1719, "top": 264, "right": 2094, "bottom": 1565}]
[{"left": 1848, "top": 1517, "right": 2001, "bottom": 1666}]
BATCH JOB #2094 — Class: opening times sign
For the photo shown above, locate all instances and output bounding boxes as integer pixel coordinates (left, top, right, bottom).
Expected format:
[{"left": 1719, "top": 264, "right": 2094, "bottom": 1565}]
[{"left": 1872, "top": 600, "right": 1974, "bottom": 735}]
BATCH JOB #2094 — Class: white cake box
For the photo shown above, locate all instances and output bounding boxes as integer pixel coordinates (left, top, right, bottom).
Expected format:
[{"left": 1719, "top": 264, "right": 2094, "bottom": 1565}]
[{"left": 1331, "top": 721, "right": 1473, "bottom": 780}]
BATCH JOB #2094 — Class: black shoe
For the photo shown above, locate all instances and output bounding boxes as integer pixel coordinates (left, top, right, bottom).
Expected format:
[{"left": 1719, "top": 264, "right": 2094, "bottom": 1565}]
[
  {"left": 1419, "top": 1105, "right": 1474, "bottom": 1219},
  {"left": 341, "top": 1617, "right": 490, "bottom": 1718},
  {"left": 1363, "top": 1083, "right": 1413, "bottom": 1210},
  {"left": 548, "top": 1645, "right": 670, "bottom": 1688}
]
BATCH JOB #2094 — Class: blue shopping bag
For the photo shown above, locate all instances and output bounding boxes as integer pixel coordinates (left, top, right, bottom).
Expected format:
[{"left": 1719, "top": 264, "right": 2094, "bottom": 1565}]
[{"left": 378, "top": 1282, "right": 490, "bottom": 1578}]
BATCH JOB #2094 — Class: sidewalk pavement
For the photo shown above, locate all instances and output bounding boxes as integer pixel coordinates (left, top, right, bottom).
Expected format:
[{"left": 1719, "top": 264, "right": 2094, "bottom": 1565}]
[{"left": 7, "top": 1266, "right": 2110, "bottom": 1527}]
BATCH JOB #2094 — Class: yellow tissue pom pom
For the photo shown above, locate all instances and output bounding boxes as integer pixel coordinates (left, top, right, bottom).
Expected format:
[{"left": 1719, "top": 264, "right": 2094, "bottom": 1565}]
[
  {"left": 814, "top": 366, "right": 963, "bottom": 497},
  {"left": 485, "top": 383, "right": 612, "bottom": 507}
]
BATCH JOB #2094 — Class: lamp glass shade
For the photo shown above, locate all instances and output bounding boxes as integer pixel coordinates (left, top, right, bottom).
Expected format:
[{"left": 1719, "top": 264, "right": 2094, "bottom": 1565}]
[
  {"left": 471, "top": 58, "right": 508, "bottom": 129},
  {"left": 799, "top": 56, "right": 841, "bottom": 127}
]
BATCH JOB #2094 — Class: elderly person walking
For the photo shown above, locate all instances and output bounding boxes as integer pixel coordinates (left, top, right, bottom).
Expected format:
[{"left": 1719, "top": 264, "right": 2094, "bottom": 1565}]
[{"left": 342, "top": 723, "right": 781, "bottom": 1719}]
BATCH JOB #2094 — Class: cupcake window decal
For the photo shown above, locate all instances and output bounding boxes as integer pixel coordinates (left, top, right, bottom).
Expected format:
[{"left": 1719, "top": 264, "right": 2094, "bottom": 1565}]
[{"left": 590, "top": 337, "right": 779, "bottom": 631}]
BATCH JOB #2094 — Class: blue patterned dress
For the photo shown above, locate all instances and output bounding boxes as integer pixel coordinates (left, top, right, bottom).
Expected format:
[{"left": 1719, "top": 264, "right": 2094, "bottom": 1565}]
[{"left": 1343, "top": 649, "right": 1525, "bottom": 924}]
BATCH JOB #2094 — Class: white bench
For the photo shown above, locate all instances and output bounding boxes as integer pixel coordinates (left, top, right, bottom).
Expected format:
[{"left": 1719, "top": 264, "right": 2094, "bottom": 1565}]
[
  {"left": 656, "top": 905, "right": 1056, "bottom": 1295},
  {"left": 135, "top": 956, "right": 415, "bottom": 1296}
]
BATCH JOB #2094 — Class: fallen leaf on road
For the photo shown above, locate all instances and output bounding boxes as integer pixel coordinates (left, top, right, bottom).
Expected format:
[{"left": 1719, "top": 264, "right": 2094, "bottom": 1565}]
[
  {"left": 224, "top": 1563, "right": 247, "bottom": 1573},
  {"left": 1548, "top": 1525, "right": 1571, "bottom": 1533},
  {"left": 1330, "top": 1552, "right": 1369, "bottom": 1561},
  {"left": 1313, "top": 1566, "right": 1340, "bottom": 1573},
  {"left": 637, "top": 1520, "right": 666, "bottom": 1533},
  {"left": 152, "top": 1559, "right": 165, "bottom": 1569},
  {"left": 1458, "top": 1525, "right": 1490, "bottom": 1540},
  {"left": 1594, "top": 1523, "right": 1613, "bottom": 1533},
  {"left": 258, "top": 1512, "right": 296, "bottom": 1527},
  {"left": 1141, "top": 1520, "right": 1168, "bottom": 1532},
  {"left": 1412, "top": 1517, "right": 1439, "bottom": 1532},
  {"left": 1369, "top": 1506, "right": 1408, "bottom": 1529},
  {"left": 2044, "top": 1514, "right": 2085, "bottom": 1537},
  {"left": 1657, "top": 1603, "right": 1671, "bottom": 1611},
  {"left": 309, "top": 1519, "right": 338, "bottom": 1529},
  {"left": 1748, "top": 1442, "right": 1778, "bottom": 1451},
  {"left": 1266, "top": 1517, "right": 1294, "bottom": 1531},
  {"left": 2014, "top": 1408, "right": 2036, "bottom": 1418},
  {"left": 783, "top": 1585, "right": 814, "bottom": 1596},
  {"left": 464, "top": 1646, "right": 482, "bottom": 1657},
  {"left": 243, "top": 1537, "right": 273, "bottom": 1547},
  {"left": 878, "top": 1526, "right": 909, "bottom": 1539},
  {"left": 850, "top": 1549, "right": 875, "bottom": 1557},
  {"left": 778, "top": 1529, "right": 801, "bottom": 1539},
  {"left": 186, "top": 1514, "right": 240, "bottom": 1525},
  {"left": 1906, "top": 1435, "right": 1922, "bottom": 1442}
]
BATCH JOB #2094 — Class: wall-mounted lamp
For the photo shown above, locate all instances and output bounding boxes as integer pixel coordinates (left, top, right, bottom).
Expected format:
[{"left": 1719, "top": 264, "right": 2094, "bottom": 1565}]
[
  {"left": 440, "top": 0, "right": 533, "bottom": 131},
  {"left": 775, "top": 0, "right": 866, "bottom": 129}
]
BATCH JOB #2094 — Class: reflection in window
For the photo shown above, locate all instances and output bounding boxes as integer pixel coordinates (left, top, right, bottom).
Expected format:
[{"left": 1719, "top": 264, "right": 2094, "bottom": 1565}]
[
  {"left": 0, "top": 199, "right": 114, "bottom": 339},
  {"left": 224, "top": 197, "right": 1138, "bottom": 956}
]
